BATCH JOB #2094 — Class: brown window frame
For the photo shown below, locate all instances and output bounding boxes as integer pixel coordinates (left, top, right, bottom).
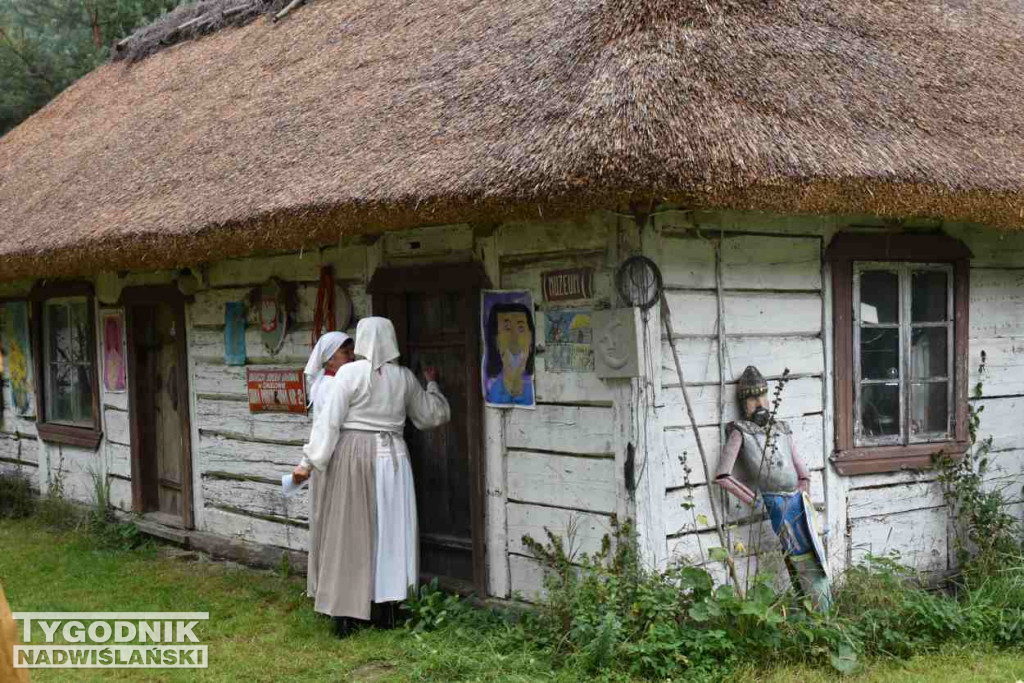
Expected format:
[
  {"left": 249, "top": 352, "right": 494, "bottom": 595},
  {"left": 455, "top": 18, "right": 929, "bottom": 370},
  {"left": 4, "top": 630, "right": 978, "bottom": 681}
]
[
  {"left": 827, "top": 233, "right": 971, "bottom": 475},
  {"left": 29, "top": 281, "right": 103, "bottom": 450}
]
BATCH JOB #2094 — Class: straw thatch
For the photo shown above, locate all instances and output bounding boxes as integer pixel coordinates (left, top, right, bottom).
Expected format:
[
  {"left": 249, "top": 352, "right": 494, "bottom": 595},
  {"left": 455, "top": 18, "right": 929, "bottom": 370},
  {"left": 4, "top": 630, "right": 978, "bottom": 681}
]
[{"left": 2, "top": 0, "right": 1024, "bottom": 280}]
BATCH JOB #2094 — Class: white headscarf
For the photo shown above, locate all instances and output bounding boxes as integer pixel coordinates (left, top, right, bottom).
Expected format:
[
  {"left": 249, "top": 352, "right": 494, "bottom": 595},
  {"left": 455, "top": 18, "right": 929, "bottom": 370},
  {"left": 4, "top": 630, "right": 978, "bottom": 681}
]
[
  {"left": 354, "top": 317, "right": 400, "bottom": 384},
  {"left": 304, "top": 331, "right": 351, "bottom": 408}
]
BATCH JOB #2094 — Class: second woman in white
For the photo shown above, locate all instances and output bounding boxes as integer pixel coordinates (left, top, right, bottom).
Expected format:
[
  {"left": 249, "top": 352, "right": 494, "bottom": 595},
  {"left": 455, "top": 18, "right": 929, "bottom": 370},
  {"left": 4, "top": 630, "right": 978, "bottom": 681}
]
[
  {"left": 302, "top": 330, "right": 354, "bottom": 602},
  {"left": 293, "top": 317, "right": 450, "bottom": 636}
]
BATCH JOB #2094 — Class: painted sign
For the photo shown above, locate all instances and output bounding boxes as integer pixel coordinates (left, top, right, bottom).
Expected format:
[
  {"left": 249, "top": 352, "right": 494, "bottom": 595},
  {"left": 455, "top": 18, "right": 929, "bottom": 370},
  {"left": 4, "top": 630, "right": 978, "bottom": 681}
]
[
  {"left": 224, "top": 301, "right": 247, "bottom": 366},
  {"left": 246, "top": 368, "right": 307, "bottom": 414},
  {"left": 544, "top": 309, "right": 594, "bottom": 373},
  {"left": 3, "top": 302, "right": 33, "bottom": 416},
  {"left": 542, "top": 268, "right": 594, "bottom": 302},
  {"left": 481, "top": 290, "right": 536, "bottom": 409},
  {"left": 102, "top": 312, "right": 127, "bottom": 393}
]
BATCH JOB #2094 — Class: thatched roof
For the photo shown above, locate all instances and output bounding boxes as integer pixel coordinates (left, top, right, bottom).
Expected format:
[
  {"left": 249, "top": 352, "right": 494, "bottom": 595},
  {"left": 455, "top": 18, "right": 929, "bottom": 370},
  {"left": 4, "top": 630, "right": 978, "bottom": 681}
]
[{"left": 2, "top": 0, "right": 1024, "bottom": 279}]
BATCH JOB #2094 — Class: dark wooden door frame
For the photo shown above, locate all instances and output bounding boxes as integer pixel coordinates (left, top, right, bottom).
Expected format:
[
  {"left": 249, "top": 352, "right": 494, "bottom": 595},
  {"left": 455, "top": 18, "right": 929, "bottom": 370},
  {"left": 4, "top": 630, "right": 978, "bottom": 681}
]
[
  {"left": 119, "top": 285, "right": 195, "bottom": 529},
  {"left": 369, "top": 262, "right": 491, "bottom": 595}
]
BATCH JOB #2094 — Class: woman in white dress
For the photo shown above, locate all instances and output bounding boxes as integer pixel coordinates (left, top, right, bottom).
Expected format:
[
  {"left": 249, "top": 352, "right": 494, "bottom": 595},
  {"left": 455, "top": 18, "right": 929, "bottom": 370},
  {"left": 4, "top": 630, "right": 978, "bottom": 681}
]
[
  {"left": 304, "top": 331, "right": 354, "bottom": 409},
  {"left": 292, "top": 317, "right": 450, "bottom": 636},
  {"left": 302, "top": 331, "right": 354, "bottom": 601}
]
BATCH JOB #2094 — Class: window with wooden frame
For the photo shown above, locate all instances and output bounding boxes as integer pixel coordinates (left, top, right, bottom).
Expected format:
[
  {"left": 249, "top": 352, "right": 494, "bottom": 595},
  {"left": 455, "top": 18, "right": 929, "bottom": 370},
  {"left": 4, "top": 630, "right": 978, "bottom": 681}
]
[
  {"left": 827, "top": 233, "right": 970, "bottom": 475},
  {"left": 30, "top": 282, "right": 103, "bottom": 449}
]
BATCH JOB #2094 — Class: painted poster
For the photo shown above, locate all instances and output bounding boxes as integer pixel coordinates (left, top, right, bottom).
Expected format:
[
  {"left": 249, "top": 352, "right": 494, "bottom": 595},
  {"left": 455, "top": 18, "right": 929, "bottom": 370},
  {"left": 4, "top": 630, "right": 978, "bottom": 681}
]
[
  {"left": 246, "top": 368, "right": 306, "bottom": 414},
  {"left": 0, "top": 305, "right": 4, "bottom": 413},
  {"left": 224, "top": 301, "right": 247, "bottom": 366},
  {"left": 481, "top": 290, "right": 536, "bottom": 409},
  {"left": 3, "top": 301, "right": 33, "bottom": 416},
  {"left": 544, "top": 309, "right": 594, "bottom": 373},
  {"left": 102, "top": 312, "right": 127, "bottom": 393}
]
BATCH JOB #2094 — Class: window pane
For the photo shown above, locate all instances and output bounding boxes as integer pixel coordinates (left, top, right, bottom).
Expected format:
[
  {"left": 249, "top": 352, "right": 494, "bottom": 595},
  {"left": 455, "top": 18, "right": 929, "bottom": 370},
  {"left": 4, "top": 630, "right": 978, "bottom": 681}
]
[
  {"left": 912, "top": 271, "right": 948, "bottom": 322},
  {"left": 75, "top": 365, "right": 93, "bottom": 423},
  {"left": 860, "top": 328, "right": 900, "bottom": 380},
  {"left": 47, "top": 363, "right": 74, "bottom": 423},
  {"left": 860, "top": 383, "right": 900, "bottom": 438},
  {"left": 70, "top": 301, "right": 90, "bottom": 363},
  {"left": 47, "top": 304, "right": 70, "bottom": 365},
  {"left": 860, "top": 270, "right": 899, "bottom": 324},
  {"left": 910, "top": 328, "right": 948, "bottom": 379},
  {"left": 911, "top": 382, "right": 949, "bottom": 436}
]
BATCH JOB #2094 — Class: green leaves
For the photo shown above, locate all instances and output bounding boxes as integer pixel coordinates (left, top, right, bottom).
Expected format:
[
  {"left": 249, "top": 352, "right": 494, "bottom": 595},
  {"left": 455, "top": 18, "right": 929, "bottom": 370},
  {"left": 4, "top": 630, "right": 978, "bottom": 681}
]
[
  {"left": 708, "top": 546, "right": 731, "bottom": 563},
  {"left": 0, "top": 0, "right": 180, "bottom": 134}
]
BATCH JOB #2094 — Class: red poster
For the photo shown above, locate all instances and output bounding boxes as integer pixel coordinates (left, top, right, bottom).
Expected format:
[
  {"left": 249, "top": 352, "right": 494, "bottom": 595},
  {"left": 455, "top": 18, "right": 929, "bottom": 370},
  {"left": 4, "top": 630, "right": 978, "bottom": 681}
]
[{"left": 246, "top": 368, "right": 307, "bottom": 414}]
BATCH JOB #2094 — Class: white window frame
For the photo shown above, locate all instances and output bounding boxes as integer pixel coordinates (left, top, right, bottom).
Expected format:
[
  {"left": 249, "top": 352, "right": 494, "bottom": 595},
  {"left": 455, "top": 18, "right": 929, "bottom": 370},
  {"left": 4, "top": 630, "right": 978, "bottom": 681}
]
[{"left": 853, "top": 262, "right": 954, "bottom": 448}]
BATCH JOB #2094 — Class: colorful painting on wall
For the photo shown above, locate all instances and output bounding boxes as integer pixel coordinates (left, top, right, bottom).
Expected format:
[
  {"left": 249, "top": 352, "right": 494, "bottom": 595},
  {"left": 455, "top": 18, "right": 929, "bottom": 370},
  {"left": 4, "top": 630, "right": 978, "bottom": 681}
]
[
  {"left": 0, "top": 305, "right": 4, "bottom": 413},
  {"left": 544, "top": 309, "right": 594, "bottom": 373},
  {"left": 3, "top": 302, "right": 33, "bottom": 416},
  {"left": 102, "top": 312, "right": 127, "bottom": 393},
  {"left": 481, "top": 290, "right": 536, "bottom": 409},
  {"left": 224, "top": 301, "right": 247, "bottom": 366}
]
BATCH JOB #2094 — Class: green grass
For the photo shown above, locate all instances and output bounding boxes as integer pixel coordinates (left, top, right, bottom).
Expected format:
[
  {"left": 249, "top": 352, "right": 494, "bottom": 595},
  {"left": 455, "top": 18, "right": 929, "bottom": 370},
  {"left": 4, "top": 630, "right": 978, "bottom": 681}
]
[
  {"left": 2, "top": 517, "right": 1024, "bottom": 682},
  {"left": 738, "top": 646, "right": 1024, "bottom": 682}
]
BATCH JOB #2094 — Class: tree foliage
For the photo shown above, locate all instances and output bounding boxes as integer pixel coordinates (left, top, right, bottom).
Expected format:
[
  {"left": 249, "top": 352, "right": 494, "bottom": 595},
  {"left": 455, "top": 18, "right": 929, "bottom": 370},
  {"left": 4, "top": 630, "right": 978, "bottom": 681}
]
[{"left": 0, "top": 0, "right": 181, "bottom": 134}]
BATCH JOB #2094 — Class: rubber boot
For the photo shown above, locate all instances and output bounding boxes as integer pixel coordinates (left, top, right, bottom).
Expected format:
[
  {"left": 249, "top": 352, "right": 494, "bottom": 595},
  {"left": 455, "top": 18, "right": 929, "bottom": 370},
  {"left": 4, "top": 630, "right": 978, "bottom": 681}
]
[{"left": 788, "top": 551, "right": 832, "bottom": 612}]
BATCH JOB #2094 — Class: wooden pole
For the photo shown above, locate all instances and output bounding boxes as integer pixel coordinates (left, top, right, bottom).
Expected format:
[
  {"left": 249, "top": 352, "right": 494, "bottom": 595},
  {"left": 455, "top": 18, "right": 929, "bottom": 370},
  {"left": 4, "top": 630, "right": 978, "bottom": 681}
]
[
  {"left": 273, "top": 0, "right": 306, "bottom": 23},
  {"left": 661, "top": 294, "right": 744, "bottom": 595}
]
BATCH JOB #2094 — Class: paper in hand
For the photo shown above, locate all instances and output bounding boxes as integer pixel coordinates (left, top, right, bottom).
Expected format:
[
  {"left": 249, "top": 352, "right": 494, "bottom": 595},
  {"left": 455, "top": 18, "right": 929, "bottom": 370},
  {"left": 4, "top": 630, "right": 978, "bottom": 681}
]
[{"left": 281, "top": 473, "right": 308, "bottom": 498}]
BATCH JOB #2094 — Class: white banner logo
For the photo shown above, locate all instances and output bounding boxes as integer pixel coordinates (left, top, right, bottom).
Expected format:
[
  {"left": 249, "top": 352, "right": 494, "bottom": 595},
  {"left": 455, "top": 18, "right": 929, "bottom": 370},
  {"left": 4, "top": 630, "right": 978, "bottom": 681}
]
[{"left": 12, "top": 613, "right": 209, "bottom": 669}]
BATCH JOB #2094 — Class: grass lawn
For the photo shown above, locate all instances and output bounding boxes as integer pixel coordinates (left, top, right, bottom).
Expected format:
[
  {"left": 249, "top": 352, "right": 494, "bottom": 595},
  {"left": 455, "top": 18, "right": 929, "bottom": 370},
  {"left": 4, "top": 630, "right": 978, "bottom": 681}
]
[{"left": 2, "top": 517, "right": 1024, "bottom": 682}]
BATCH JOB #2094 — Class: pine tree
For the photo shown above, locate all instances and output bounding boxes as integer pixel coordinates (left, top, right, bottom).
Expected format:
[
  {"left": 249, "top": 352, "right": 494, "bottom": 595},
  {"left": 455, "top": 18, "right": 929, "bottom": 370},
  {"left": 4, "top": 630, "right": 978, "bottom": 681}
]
[{"left": 0, "top": 0, "right": 180, "bottom": 134}]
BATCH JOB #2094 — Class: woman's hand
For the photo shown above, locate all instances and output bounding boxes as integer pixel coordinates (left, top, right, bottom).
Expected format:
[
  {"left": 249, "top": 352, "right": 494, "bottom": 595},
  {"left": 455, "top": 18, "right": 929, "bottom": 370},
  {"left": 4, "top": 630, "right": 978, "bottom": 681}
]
[
  {"left": 423, "top": 366, "right": 439, "bottom": 383},
  {"left": 292, "top": 464, "right": 311, "bottom": 484}
]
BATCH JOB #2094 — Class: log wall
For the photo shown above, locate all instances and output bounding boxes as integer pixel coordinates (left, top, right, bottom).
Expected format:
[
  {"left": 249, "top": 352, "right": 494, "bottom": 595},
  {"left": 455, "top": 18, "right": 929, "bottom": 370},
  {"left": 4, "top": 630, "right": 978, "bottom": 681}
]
[{"left": 3, "top": 209, "right": 1024, "bottom": 599}]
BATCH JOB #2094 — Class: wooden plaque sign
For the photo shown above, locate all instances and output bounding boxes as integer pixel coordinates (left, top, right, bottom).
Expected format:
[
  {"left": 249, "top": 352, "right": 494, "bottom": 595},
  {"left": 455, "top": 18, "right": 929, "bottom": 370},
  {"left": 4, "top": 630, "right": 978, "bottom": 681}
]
[
  {"left": 246, "top": 368, "right": 307, "bottom": 414},
  {"left": 542, "top": 268, "right": 594, "bottom": 302}
]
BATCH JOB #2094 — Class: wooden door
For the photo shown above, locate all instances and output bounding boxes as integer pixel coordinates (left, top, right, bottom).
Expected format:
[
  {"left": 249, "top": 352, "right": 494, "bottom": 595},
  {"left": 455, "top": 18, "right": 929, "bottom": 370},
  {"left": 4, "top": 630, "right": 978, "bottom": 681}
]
[
  {"left": 370, "top": 264, "right": 489, "bottom": 593},
  {"left": 125, "top": 288, "right": 193, "bottom": 529}
]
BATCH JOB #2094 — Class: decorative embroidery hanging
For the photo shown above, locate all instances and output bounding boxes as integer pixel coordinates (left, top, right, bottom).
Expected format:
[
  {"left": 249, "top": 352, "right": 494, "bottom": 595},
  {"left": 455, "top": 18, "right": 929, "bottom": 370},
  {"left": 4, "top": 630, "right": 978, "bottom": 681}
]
[{"left": 257, "top": 277, "right": 288, "bottom": 355}]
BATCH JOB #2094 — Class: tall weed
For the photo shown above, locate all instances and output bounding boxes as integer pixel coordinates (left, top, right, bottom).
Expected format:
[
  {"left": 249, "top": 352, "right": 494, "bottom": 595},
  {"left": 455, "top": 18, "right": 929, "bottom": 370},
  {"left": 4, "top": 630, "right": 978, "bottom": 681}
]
[
  {"left": 0, "top": 470, "right": 34, "bottom": 518},
  {"left": 936, "top": 351, "right": 1022, "bottom": 579}
]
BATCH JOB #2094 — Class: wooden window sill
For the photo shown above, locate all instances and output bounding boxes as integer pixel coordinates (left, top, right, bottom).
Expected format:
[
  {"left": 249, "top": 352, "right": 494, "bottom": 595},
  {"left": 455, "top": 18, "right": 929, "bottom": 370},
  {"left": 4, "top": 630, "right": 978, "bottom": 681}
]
[
  {"left": 831, "top": 441, "right": 969, "bottom": 475},
  {"left": 37, "top": 423, "right": 103, "bottom": 450}
]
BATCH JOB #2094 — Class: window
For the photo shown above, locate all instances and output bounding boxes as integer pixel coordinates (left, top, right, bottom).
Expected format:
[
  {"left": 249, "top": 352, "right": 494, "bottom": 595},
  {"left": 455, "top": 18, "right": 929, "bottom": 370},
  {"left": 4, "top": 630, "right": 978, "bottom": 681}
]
[
  {"left": 827, "top": 234, "right": 970, "bottom": 475},
  {"left": 855, "top": 264, "right": 953, "bottom": 445},
  {"left": 43, "top": 298, "right": 96, "bottom": 427},
  {"left": 30, "top": 283, "right": 102, "bottom": 448}
]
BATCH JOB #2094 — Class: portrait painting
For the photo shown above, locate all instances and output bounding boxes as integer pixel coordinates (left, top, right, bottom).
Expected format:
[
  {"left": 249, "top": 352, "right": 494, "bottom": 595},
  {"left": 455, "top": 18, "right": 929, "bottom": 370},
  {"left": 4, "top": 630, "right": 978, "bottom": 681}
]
[
  {"left": 102, "top": 312, "right": 127, "bottom": 393},
  {"left": 481, "top": 290, "right": 536, "bottom": 409}
]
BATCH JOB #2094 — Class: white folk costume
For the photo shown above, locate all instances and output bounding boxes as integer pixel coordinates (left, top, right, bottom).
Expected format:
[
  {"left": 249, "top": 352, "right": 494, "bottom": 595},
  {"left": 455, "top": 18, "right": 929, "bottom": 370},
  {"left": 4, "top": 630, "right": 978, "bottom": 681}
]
[
  {"left": 303, "top": 330, "right": 352, "bottom": 601},
  {"left": 301, "top": 318, "right": 450, "bottom": 620}
]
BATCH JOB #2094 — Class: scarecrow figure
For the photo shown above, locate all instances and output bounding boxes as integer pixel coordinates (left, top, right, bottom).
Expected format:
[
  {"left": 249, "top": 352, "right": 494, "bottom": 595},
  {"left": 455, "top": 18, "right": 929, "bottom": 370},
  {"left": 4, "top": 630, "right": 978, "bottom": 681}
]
[{"left": 715, "top": 366, "right": 832, "bottom": 611}]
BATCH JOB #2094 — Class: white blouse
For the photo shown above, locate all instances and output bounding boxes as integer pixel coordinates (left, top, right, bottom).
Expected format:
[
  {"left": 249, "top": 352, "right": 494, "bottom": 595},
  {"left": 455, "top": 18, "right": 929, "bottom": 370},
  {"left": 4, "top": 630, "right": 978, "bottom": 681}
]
[{"left": 301, "top": 360, "right": 450, "bottom": 471}]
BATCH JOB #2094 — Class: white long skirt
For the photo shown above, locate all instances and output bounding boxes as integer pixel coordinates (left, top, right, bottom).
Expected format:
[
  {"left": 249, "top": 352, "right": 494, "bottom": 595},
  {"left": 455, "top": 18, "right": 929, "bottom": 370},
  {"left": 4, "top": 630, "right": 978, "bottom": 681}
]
[{"left": 373, "top": 433, "right": 419, "bottom": 603}]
